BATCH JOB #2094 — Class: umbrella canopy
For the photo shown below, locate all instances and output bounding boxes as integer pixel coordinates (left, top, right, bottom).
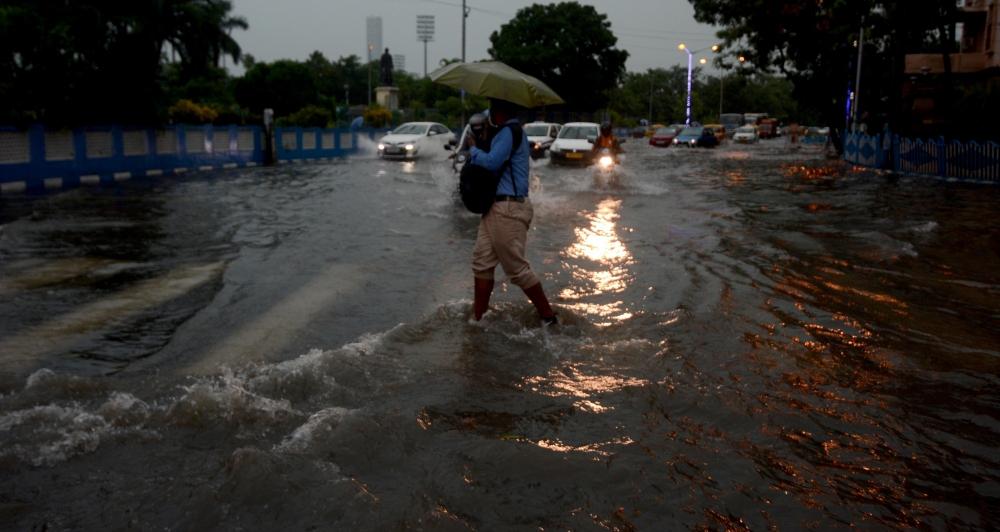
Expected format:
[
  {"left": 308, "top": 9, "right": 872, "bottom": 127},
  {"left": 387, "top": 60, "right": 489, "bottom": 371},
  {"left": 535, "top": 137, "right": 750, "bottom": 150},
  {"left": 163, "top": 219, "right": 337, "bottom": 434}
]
[{"left": 429, "top": 61, "right": 564, "bottom": 108}]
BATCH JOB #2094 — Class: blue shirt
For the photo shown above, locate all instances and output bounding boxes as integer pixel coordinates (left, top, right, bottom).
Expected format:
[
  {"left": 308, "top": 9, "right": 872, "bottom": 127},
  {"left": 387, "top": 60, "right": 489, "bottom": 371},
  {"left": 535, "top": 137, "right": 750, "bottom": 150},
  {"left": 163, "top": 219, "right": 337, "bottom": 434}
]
[{"left": 470, "top": 119, "right": 530, "bottom": 197}]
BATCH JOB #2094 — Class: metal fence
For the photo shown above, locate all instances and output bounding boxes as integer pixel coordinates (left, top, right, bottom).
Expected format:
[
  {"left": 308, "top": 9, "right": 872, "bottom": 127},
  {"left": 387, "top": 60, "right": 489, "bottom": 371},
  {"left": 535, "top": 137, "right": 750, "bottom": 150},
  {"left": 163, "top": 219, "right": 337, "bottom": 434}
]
[
  {"left": 0, "top": 125, "right": 262, "bottom": 193},
  {"left": 0, "top": 125, "right": 392, "bottom": 193},
  {"left": 844, "top": 130, "right": 1000, "bottom": 183},
  {"left": 273, "top": 127, "right": 387, "bottom": 163}
]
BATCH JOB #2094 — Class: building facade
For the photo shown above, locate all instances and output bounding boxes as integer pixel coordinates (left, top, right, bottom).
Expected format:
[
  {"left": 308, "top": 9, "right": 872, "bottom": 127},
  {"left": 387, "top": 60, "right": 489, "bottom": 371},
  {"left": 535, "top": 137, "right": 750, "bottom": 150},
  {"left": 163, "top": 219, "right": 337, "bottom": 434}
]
[{"left": 905, "top": 0, "right": 999, "bottom": 75}]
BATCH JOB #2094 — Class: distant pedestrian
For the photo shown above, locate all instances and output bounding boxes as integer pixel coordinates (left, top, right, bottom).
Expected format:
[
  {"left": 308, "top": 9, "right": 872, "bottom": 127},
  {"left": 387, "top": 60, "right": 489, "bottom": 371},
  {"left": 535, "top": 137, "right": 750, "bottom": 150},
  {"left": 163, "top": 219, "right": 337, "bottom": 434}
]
[{"left": 466, "top": 98, "right": 557, "bottom": 325}]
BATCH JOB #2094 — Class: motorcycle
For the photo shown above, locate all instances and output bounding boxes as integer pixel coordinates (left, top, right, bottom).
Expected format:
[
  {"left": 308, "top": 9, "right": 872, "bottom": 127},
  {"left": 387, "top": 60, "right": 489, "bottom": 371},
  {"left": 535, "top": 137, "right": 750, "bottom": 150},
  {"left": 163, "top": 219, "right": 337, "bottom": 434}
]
[{"left": 592, "top": 147, "right": 623, "bottom": 187}]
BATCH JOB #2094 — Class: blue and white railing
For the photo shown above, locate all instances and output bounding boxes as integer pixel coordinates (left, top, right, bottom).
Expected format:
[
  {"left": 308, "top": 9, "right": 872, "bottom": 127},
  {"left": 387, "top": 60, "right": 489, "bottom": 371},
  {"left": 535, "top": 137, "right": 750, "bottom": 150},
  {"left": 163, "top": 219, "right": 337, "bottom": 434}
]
[
  {"left": 844, "top": 130, "right": 1000, "bottom": 183},
  {"left": 0, "top": 124, "right": 392, "bottom": 194},
  {"left": 0, "top": 124, "right": 262, "bottom": 193}
]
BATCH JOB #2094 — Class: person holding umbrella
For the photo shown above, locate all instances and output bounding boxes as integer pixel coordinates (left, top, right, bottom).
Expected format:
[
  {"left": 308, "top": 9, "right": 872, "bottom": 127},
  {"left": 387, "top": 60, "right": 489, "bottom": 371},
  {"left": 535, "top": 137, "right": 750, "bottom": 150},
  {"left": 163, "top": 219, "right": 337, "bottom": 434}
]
[
  {"left": 466, "top": 98, "right": 556, "bottom": 324},
  {"left": 429, "top": 62, "right": 563, "bottom": 325}
]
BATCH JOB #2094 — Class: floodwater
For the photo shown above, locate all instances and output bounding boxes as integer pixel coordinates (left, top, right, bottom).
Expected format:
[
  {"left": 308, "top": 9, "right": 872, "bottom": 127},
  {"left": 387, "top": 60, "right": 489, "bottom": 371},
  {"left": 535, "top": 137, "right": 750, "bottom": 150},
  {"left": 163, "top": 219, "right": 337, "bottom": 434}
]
[{"left": 1, "top": 140, "right": 998, "bottom": 530}]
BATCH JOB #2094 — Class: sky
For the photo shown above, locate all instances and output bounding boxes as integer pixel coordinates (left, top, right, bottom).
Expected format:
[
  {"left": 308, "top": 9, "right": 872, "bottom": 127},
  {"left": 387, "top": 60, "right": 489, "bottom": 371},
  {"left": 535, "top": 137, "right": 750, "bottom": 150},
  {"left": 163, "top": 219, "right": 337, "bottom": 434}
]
[{"left": 229, "top": 0, "right": 722, "bottom": 75}]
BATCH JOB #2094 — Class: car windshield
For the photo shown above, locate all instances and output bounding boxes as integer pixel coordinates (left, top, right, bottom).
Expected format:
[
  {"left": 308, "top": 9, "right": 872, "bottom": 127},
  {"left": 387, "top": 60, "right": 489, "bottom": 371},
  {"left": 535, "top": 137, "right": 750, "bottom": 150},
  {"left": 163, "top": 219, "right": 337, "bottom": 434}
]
[
  {"left": 392, "top": 124, "right": 428, "bottom": 135},
  {"left": 654, "top": 128, "right": 673, "bottom": 135},
  {"left": 679, "top": 127, "right": 702, "bottom": 136},
  {"left": 736, "top": 126, "right": 755, "bottom": 133},
  {"left": 524, "top": 125, "right": 550, "bottom": 136},
  {"left": 559, "top": 126, "right": 598, "bottom": 139}
]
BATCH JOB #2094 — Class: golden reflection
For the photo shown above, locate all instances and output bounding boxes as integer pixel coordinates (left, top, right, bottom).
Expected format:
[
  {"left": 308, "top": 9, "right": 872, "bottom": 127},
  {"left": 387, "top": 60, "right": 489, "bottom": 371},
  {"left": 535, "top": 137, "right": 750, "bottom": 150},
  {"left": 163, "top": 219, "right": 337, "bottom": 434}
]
[
  {"left": 521, "top": 363, "right": 648, "bottom": 414},
  {"left": 559, "top": 198, "right": 635, "bottom": 325},
  {"left": 532, "top": 436, "right": 635, "bottom": 458}
]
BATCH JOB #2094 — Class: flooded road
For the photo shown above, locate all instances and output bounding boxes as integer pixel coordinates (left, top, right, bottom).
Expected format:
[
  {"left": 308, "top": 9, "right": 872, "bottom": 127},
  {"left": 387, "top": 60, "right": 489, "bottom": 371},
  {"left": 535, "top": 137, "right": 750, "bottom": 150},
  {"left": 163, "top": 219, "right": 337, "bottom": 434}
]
[{"left": 1, "top": 141, "right": 998, "bottom": 530}]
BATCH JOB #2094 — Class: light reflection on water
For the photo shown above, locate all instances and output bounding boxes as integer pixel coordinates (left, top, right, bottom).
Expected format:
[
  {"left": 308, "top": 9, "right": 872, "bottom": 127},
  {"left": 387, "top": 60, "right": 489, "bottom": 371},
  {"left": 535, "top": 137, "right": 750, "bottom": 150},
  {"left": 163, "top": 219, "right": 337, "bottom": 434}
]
[{"left": 558, "top": 198, "right": 635, "bottom": 326}]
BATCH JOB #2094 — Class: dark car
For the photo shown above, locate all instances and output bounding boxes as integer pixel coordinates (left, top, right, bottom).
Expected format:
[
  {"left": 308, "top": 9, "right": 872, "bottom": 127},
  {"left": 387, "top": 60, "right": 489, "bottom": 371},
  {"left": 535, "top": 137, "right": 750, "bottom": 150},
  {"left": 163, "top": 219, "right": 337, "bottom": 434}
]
[
  {"left": 672, "top": 126, "right": 719, "bottom": 148},
  {"left": 648, "top": 126, "right": 681, "bottom": 147}
]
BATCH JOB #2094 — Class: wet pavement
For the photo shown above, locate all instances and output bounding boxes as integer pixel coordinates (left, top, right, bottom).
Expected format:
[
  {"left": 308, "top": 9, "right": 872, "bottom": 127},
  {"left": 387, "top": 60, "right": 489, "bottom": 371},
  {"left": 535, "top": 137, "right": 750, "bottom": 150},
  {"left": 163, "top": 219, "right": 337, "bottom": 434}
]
[{"left": 1, "top": 140, "right": 998, "bottom": 530}]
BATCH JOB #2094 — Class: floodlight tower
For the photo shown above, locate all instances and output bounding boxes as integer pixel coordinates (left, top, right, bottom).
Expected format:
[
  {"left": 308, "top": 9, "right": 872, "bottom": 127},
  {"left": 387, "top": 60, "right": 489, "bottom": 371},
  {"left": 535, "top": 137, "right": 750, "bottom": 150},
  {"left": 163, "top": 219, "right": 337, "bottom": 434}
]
[{"left": 417, "top": 15, "right": 436, "bottom": 78}]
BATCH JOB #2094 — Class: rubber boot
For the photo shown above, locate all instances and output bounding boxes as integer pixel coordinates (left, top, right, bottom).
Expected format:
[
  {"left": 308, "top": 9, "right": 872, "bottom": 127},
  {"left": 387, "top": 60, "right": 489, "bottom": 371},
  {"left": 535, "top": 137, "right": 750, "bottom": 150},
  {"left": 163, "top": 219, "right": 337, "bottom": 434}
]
[
  {"left": 521, "top": 282, "right": 557, "bottom": 324},
  {"left": 473, "top": 277, "right": 494, "bottom": 321}
]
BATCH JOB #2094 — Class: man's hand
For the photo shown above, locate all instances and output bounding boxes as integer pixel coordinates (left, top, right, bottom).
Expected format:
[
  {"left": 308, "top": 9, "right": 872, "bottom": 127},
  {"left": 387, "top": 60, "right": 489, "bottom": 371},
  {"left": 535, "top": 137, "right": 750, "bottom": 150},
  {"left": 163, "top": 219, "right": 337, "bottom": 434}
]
[{"left": 464, "top": 134, "right": 477, "bottom": 150}]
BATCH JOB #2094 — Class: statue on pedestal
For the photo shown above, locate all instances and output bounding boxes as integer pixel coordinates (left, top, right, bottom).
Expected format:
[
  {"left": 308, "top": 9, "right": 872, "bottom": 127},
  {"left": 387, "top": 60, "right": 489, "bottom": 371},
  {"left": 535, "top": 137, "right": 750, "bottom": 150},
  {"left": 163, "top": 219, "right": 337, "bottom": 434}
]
[{"left": 379, "top": 48, "right": 394, "bottom": 87}]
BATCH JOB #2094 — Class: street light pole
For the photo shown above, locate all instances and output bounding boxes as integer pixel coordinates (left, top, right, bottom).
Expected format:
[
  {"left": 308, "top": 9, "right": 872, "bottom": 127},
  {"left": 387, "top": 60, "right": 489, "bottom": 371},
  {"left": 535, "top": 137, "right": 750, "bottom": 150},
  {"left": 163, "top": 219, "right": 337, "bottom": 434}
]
[
  {"left": 678, "top": 43, "right": 719, "bottom": 126},
  {"left": 683, "top": 47, "right": 693, "bottom": 125}
]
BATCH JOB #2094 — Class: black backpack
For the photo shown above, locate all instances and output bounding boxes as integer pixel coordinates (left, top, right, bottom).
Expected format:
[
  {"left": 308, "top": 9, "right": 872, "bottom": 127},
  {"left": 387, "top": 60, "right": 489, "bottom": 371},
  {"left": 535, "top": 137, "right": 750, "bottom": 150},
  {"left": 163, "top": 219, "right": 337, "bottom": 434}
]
[{"left": 459, "top": 123, "right": 523, "bottom": 214}]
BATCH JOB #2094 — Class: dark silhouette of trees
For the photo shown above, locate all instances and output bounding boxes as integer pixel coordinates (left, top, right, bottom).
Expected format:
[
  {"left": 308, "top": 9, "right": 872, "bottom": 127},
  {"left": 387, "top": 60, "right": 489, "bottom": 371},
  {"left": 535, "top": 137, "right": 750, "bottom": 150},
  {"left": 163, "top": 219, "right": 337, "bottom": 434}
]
[
  {"left": 488, "top": 2, "right": 628, "bottom": 111},
  {"left": 0, "top": 0, "right": 246, "bottom": 125}
]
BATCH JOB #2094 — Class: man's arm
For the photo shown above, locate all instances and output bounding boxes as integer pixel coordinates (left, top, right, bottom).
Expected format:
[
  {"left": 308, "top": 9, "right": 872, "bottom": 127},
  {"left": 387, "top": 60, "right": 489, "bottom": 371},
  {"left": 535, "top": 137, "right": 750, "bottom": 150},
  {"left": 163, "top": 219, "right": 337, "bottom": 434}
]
[{"left": 470, "top": 127, "right": 512, "bottom": 172}]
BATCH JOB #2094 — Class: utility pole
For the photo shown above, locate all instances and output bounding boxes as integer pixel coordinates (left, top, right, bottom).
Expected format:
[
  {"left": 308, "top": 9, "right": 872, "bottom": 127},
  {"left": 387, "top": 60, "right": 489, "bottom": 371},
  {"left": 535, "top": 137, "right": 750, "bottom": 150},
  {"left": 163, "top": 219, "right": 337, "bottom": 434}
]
[
  {"left": 367, "top": 44, "right": 374, "bottom": 106},
  {"left": 461, "top": 0, "right": 469, "bottom": 125},
  {"left": 852, "top": 17, "right": 865, "bottom": 130},
  {"left": 719, "top": 72, "right": 724, "bottom": 121}
]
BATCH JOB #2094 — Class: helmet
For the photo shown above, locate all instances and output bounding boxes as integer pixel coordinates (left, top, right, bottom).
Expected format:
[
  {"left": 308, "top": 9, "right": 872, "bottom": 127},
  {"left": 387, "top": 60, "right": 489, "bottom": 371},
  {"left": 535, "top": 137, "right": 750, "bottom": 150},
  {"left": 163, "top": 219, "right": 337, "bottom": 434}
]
[
  {"left": 600, "top": 121, "right": 612, "bottom": 135},
  {"left": 468, "top": 113, "right": 487, "bottom": 135}
]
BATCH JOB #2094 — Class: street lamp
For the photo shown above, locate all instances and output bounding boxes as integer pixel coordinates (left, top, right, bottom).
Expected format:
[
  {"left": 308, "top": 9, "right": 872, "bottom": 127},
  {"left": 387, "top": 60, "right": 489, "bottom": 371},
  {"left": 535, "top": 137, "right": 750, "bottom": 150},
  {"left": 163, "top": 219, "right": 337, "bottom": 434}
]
[{"left": 678, "top": 43, "right": 719, "bottom": 125}]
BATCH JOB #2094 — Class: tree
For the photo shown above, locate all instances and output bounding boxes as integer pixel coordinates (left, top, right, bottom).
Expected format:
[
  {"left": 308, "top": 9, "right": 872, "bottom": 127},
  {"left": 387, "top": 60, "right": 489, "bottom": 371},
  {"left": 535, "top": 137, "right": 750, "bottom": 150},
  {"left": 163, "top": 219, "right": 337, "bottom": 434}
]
[
  {"left": 488, "top": 2, "right": 628, "bottom": 111},
  {"left": 687, "top": 0, "right": 964, "bottom": 140},
  {"left": 0, "top": 0, "right": 247, "bottom": 125},
  {"left": 609, "top": 67, "right": 688, "bottom": 124},
  {"left": 234, "top": 60, "right": 318, "bottom": 118}
]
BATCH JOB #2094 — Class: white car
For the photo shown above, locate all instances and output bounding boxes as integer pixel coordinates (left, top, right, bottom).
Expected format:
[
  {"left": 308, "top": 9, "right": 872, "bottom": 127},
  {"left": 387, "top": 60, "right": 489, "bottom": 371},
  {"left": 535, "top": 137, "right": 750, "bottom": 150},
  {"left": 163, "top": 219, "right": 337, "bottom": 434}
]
[
  {"left": 523, "top": 122, "right": 561, "bottom": 159},
  {"left": 732, "top": 125, "right": 759, "bottom": 144},
  {"left": 548, "top": 122, "right": 600, "bottom": 165},
  {"left": 377, "top": 122, "right": 455, "bottom": 160}
]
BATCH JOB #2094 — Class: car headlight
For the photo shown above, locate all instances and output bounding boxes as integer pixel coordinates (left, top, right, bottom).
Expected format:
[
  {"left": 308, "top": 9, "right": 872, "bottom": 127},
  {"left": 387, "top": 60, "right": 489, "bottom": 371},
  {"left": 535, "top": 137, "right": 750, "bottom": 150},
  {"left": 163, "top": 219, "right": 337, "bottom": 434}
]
[
  {"left": 672, "top": 138, "right": 679, "bottom": 144},
  {"left": 534, "top": 143, "right": 541, "bottom": 149},
  {"left": 377, "top": 143, "right": 385, "bottom": 151},
  {"left": 405, "top": 144, "right": 414, "bottom": 151}
]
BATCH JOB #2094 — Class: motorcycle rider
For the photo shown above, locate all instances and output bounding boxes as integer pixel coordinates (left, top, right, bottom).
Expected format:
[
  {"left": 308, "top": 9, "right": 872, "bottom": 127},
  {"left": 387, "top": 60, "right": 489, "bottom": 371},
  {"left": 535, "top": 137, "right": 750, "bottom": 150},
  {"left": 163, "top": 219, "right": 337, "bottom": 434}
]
[{"left": 592, "top": 121, "right": 623, "bottom": 158}]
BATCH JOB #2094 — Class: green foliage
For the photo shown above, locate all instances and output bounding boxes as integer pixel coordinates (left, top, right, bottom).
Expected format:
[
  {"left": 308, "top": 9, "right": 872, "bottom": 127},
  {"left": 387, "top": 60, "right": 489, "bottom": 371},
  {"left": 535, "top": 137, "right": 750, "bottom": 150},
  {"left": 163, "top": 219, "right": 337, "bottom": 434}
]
[
  {"left": 489, "top": 2, "right": 628, "bottom": 111},
  {"left": 608, "top": 67, "right": 688, "bottom": 125},
  {"left": 363, "top": 105, "right": 392, "bottom": 128},
  {"left": 235, "top": 60, "right": 318, "bottom": 118},
  {"left": 0, "top": 0, "right": 246, "bottom": 125},
  {"left": 168, "top": 99, "right": 218, "bottom": 124},
  {"left": 277, "top": 105, "right": 333, "bottom": 128},
  {"left": 687, "top": 0, "right": 964, "bottom": 135}
]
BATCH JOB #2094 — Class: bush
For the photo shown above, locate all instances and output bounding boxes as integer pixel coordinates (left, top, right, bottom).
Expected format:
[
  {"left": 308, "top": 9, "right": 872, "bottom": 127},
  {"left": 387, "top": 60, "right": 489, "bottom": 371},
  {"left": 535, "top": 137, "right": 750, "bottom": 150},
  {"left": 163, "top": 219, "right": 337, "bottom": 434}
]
[
  {"left": 168, "top": 99, "right": 218, "bottom": 124},
  {"left": 363, "top": 105, "right": 392, "bottom": 127},
  {"left": 277, "top": 105, "right": 333, "bottom": 128}
]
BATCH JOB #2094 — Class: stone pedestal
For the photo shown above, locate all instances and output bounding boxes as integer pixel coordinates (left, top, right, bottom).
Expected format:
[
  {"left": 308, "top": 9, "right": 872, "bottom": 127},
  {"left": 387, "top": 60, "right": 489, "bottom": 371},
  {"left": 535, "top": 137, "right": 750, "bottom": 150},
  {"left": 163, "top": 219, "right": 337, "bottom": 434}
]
[{"left": 375, "top": 86, "right": 400, "bottom": 111}]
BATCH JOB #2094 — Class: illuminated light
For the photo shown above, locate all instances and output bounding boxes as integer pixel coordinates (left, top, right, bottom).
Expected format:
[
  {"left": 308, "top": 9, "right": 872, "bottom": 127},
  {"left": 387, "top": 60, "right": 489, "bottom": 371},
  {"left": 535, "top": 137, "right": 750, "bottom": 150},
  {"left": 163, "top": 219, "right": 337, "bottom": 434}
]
[
  {"left": 739, "top": 55, "right": 746, "bottom": 62},
  {"left": 559, "top": 198, "right": 634, "bottom": 325},
  {"left": 598, "top": 155, "right": 613, "bottom": 168},
  {"left": 699, "top": 58, "right": 708, "bottom": 65},
  {"left": 711, "top": 44, "right": 720, "bottom": 52},
  {"left": 677, "top": 43, "right": 686, "bottom": 51},
  {"left": 405, "top": 144, "right": 414, "bottom": 151},
  {"left": 377, "top": 143, "right": 385, "bottom": 150}
]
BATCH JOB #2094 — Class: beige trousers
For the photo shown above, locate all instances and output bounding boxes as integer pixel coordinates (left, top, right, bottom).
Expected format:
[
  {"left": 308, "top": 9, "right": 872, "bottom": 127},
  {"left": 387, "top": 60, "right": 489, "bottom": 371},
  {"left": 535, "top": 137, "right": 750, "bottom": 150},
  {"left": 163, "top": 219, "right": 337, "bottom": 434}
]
[{"left": 471, "top": 199, "right": 540, "bottom": 288}]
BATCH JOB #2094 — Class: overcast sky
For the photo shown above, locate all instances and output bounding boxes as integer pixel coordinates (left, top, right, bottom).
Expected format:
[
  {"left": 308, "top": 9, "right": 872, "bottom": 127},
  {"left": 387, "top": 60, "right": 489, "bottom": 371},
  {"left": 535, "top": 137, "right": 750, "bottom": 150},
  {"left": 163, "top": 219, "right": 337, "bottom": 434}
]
[{"left": 229, "top": 0, "right": 722, "bottom": 75}]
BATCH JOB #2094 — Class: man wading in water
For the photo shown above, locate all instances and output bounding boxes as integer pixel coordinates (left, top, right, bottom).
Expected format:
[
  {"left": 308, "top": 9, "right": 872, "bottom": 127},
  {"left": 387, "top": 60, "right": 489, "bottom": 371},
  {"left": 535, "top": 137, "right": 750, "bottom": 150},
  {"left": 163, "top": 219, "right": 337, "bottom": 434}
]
[{"left": 466, "top": 98, "right": 557, "bottom": 325}]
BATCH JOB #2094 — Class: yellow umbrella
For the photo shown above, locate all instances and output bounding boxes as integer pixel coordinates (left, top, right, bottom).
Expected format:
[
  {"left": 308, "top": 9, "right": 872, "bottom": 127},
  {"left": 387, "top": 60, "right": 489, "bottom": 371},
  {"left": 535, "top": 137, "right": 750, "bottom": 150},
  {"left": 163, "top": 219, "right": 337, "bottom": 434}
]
[{"left": 429, "top": 61, "right": 564, "bottom": 108}]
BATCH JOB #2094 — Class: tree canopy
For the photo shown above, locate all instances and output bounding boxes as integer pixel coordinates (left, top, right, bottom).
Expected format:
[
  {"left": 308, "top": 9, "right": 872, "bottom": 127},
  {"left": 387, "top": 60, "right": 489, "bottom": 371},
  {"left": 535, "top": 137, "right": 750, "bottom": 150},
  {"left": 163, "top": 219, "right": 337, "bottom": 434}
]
[
  {"left": 687, "top": 0, "right": 967, "bottom": 136},
  {"left": 488, "top": 2, "right": 628, "bottom": 112},
  {"left": 0, "top": 0, "right": 246, "bottom": 125}
]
